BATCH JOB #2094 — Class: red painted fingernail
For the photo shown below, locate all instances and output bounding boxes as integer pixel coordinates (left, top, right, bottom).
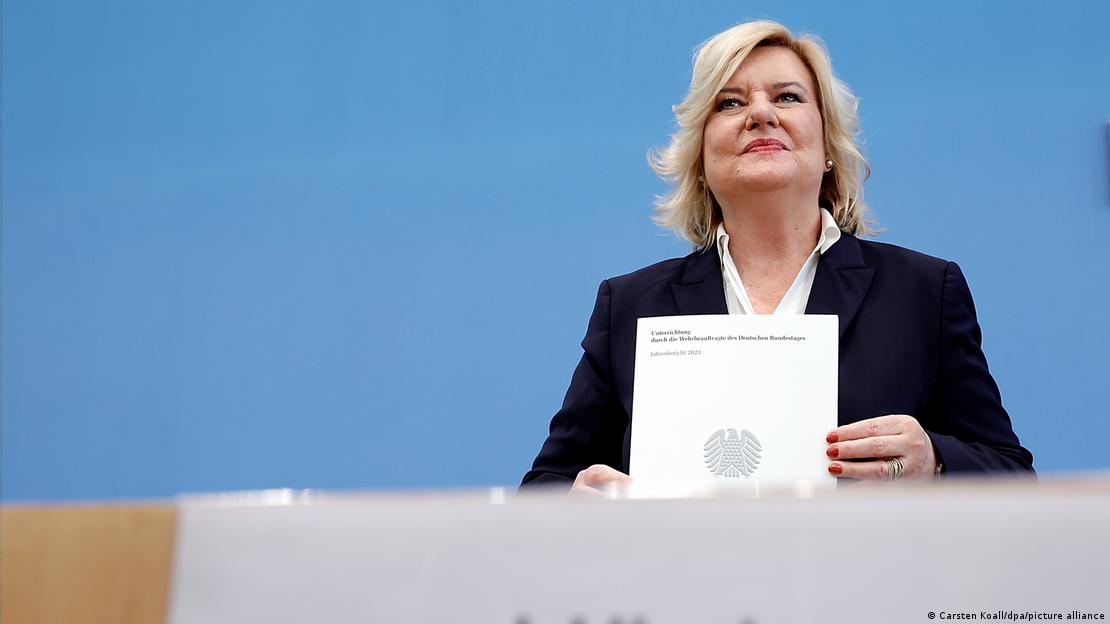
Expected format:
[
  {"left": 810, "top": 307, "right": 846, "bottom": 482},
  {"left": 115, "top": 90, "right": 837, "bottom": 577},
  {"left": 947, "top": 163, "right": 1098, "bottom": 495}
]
[
  {"left": 828, "top": 463, "right": 842, "bottom": 475},
  {"left": 826, "top": 446, "right": 839, "bottom": 458},
  {"left": 826, "top": 432, "right": 838, "bottom": 443}
]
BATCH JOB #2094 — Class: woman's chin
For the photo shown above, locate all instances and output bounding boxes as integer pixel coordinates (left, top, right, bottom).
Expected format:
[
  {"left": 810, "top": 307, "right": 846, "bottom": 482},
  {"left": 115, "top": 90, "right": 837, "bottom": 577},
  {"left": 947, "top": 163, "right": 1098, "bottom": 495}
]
[{"left": 727, "top": 170, "right": 797, "bottom": 193}]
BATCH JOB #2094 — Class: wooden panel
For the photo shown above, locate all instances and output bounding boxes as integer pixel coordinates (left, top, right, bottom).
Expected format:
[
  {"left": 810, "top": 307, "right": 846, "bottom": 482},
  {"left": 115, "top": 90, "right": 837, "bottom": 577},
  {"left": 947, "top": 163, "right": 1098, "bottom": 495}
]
[{"left": 1, "top": 505, "right": 176, "bottom": 624}]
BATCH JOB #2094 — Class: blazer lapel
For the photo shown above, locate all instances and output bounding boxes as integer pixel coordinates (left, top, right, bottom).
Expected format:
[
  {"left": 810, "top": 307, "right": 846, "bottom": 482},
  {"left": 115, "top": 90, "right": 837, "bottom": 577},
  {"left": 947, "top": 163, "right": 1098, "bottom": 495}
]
[
  {"left": 669, "top": 236, "right": 875, "bottom": 335},
  {"left": 805, "top": 233, "right": 875, "bottom": 339},
  {"left": 670, "top": 244, "right": 729, "bottom": 315}
]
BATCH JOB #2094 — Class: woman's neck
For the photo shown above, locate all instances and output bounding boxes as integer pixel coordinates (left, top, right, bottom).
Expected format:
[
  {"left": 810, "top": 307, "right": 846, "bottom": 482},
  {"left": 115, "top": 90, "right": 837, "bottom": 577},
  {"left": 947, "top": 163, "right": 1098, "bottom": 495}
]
[{"left": 719, "top": 192, "right": 822, "bottom": 263}]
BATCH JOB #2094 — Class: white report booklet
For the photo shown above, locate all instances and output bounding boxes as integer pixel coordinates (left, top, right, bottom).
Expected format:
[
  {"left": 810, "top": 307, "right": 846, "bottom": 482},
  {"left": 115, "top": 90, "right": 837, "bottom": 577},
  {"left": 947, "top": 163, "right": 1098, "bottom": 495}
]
[{"left": 630, "top": 314, "right": 838, "bottom": 493}]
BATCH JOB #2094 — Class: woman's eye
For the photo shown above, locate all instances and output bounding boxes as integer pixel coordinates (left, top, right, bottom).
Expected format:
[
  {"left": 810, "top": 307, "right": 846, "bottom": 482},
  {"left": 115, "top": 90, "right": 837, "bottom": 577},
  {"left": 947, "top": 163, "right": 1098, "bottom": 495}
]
[
  {"left": 777, "top": 91, "right": 802, "bottom": 103},
  {"left": 717, "top": 97, "right": 744, "bottom": 111}
]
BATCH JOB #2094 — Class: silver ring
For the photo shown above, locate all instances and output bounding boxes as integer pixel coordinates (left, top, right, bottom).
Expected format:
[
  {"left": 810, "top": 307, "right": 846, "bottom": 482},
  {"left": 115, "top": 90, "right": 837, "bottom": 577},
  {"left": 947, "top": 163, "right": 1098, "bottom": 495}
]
[{"left": 884, "top": 457, "right": 905, "bottom": 481}]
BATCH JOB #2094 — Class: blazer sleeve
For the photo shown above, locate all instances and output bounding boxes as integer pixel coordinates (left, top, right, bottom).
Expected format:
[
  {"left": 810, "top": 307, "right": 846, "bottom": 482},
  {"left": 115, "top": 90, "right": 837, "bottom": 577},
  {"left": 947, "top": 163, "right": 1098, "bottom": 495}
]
[
  {"left": 926, "top": 261, "right": 1034, "bottom": 474},
  {"left": 520, "top": 280, "right": 628, "bottom": 489}
]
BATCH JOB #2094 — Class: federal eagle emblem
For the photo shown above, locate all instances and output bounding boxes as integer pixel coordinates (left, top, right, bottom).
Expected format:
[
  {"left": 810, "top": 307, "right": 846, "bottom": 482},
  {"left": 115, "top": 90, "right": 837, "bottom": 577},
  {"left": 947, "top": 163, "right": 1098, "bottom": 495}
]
[{"left": 703, "top": 428, "right": 762, "bottom": 477}]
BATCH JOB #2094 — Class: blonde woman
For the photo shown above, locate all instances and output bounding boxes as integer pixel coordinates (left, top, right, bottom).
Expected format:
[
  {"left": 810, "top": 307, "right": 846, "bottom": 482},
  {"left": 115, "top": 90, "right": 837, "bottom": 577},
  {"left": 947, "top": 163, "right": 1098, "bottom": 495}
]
[{"left": 521, "top": 21, "right": 1033, "bottom": 493}]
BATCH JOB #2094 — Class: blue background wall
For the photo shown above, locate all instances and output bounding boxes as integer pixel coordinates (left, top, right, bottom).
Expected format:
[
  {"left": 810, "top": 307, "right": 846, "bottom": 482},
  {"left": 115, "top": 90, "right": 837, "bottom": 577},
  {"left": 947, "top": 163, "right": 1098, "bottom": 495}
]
[{"left": 3, "top": 0, "right": 1108, "bottom": 501}]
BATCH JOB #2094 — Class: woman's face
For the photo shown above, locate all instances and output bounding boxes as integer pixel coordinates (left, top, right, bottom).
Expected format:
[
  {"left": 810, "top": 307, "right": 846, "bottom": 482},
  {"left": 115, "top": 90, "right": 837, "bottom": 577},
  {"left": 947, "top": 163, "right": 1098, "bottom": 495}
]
[{"left": 702, "top": 45, "right": 827, "bottom": 203}]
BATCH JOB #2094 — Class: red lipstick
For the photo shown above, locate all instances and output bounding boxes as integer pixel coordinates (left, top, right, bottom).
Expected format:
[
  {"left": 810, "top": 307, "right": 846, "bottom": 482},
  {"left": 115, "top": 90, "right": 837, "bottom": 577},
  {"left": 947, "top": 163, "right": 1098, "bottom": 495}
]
[{"left": 742, "top": 138, "right": 788, "bottom": 154}]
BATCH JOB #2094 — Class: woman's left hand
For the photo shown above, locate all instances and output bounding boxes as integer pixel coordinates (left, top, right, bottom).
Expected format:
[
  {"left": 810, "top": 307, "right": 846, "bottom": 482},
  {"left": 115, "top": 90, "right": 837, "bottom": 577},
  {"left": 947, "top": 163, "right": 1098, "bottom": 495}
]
[{"left": 825, "top": 415, "right": 938, "bottom": 480}]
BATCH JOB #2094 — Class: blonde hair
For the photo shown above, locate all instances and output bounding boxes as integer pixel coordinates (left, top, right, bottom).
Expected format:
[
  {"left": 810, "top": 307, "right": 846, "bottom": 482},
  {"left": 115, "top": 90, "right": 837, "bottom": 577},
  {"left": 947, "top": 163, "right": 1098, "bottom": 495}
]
[{"left": 649, "top": 20, "right": 874, "bottom": 248}]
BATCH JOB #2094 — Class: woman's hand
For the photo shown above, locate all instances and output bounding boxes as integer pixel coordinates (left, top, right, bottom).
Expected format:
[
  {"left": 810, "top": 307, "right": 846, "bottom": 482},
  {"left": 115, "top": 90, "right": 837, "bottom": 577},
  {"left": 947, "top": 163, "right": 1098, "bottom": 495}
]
[
  {"left": 825, "top": 415, "right": 938, "bottom": 480},
  {"left": 570, "top": 464, "right": 633, "bottom": 496}
]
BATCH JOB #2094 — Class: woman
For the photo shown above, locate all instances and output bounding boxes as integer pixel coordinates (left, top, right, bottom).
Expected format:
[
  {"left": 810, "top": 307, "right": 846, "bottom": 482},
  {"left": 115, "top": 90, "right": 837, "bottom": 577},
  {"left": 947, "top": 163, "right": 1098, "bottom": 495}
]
[{"left": 520, "top": 21, "right": 1033, "bottom": 493}]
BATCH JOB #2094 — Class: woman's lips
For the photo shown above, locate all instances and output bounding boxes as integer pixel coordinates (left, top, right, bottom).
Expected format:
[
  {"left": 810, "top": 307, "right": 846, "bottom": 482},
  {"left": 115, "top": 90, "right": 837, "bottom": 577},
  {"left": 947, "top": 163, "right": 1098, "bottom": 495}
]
[
  {"left": 742, "top": 138, "right": 788, "bottom": 153},
  {"left": 746, "top": 145, "right": 786, "bottom": 153}
]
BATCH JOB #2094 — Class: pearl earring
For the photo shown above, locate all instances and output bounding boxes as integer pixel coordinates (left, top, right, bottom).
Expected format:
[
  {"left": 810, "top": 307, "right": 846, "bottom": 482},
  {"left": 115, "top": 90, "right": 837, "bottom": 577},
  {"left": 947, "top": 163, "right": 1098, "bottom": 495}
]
[{"left": 825, "top": 159, "right": 834, "bottom": 171}]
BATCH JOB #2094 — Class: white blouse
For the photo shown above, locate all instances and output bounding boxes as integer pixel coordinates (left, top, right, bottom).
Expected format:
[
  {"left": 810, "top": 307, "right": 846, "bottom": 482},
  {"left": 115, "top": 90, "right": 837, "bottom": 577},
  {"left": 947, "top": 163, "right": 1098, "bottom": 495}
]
[{"left": 715, "top": 208, "right": 842, "bottom": 315}]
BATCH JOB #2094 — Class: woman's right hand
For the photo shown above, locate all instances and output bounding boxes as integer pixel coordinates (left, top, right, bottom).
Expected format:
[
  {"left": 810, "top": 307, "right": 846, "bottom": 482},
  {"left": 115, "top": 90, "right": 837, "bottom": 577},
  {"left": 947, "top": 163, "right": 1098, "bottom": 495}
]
[{"left": 570, "top": 464, "right": 632, "bottom": 496}]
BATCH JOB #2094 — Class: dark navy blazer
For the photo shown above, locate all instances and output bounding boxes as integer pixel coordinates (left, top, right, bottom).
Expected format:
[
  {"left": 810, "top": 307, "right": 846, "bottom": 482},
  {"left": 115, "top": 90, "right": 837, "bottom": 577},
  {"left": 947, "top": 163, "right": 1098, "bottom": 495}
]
[{"left": 521, "top": 233, "right": 1034, "bottom": 488}]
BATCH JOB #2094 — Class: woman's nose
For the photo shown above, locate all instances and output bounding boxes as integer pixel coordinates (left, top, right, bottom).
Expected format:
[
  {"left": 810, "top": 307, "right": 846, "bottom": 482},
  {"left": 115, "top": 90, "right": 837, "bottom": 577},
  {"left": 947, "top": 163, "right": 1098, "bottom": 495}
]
[{"left": 746, "top": 95, "right": 779, "bottom": 129}]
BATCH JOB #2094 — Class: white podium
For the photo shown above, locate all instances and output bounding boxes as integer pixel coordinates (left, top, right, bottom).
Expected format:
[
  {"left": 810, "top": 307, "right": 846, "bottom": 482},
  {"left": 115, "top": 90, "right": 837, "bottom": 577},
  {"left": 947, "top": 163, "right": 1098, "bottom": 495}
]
[{"left": 167, "top": 476, "right": 1110, "bottom": 623}]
